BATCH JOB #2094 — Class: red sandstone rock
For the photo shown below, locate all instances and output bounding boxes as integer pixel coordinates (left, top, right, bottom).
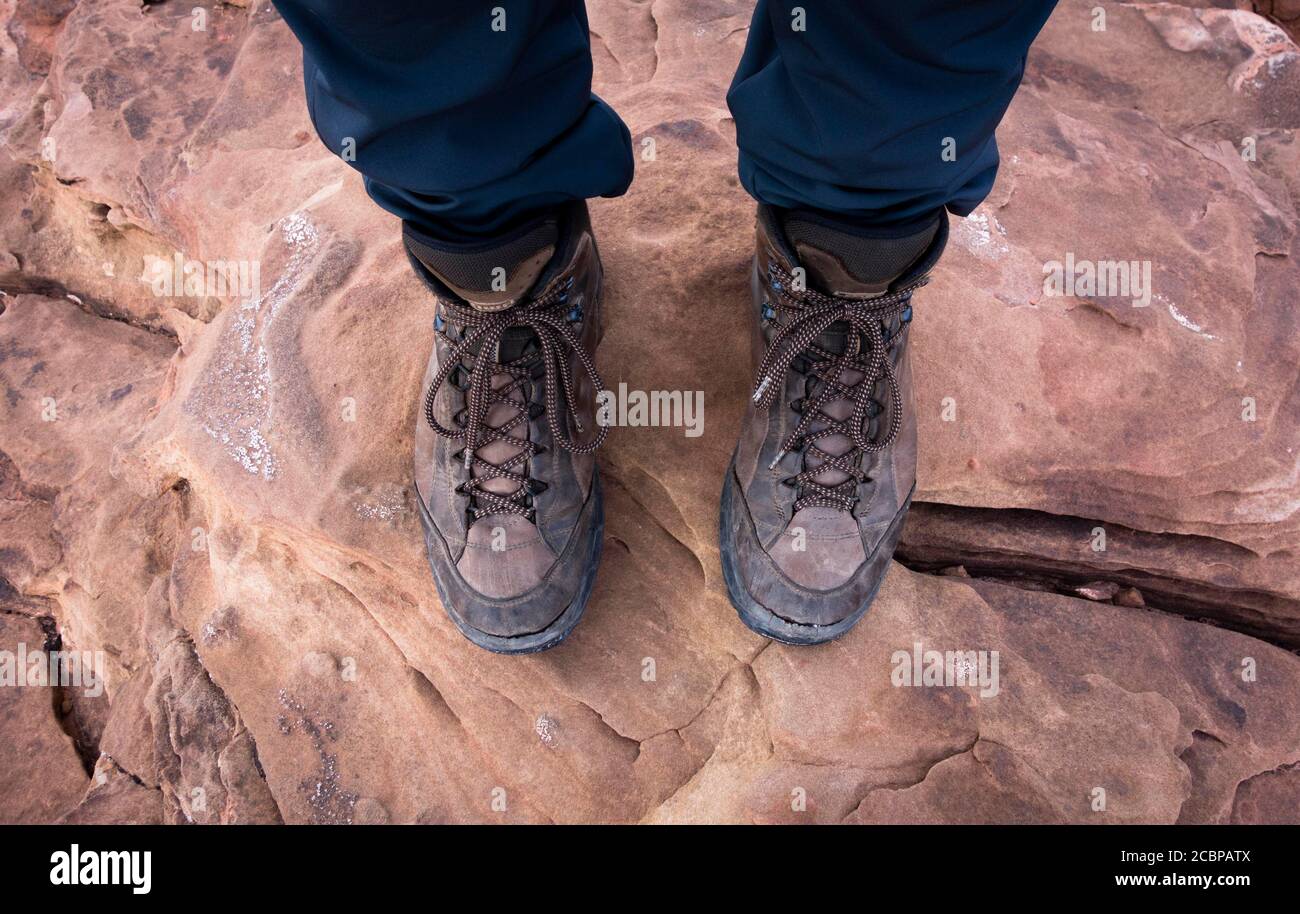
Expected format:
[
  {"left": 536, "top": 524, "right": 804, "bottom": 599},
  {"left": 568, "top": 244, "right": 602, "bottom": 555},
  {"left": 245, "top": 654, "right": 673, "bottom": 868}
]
[{"left": 1, "top": 0, "right": 1297, "bottom": 823}]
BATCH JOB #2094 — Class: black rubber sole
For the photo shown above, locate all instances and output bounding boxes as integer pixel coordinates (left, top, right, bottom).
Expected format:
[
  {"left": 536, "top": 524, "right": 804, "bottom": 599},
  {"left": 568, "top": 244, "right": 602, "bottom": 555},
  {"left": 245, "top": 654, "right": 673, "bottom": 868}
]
[
  {"left": 719, "top": 460, "right": 893, "bottom": 646},
  {"left": 417, "top": 474, "right": 604, "bottom": 655}
]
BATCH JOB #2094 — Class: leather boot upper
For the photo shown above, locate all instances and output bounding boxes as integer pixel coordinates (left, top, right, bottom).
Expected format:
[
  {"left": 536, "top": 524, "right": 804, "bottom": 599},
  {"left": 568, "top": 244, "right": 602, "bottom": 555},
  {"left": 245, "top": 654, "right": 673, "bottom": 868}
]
[
  {"left": 409, "top": 202, "right": 605, "bottom": 638},
  {"left": 727, "top": 205, "right": 947, "bottom": 625}
]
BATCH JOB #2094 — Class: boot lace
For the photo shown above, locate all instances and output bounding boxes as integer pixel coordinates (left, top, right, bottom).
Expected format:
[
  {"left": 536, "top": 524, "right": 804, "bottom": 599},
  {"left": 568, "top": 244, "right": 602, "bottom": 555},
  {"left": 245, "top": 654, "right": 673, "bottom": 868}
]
[
  {"left": 751, "top": 263, "right": 925, "bottom": 513},
  {"left": 424, "top": 277, "right": 606, "bottom": 522}
]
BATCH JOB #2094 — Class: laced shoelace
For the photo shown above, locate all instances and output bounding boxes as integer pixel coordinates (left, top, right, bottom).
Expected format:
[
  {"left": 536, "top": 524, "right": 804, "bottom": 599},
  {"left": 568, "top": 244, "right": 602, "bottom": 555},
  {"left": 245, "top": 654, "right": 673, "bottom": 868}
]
[
  {"left": 424, "top": 277, "right": 607, "bottom": 522},
  {"left": 751, "top": 263, "right": 926, "bottom": 513}
]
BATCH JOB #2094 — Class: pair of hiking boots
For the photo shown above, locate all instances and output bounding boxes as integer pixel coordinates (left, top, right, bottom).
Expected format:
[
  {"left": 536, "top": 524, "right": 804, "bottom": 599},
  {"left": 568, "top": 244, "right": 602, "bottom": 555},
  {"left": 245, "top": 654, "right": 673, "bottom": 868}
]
[{"left": 407, "top": 202, "right": 946, "bottom": 652}]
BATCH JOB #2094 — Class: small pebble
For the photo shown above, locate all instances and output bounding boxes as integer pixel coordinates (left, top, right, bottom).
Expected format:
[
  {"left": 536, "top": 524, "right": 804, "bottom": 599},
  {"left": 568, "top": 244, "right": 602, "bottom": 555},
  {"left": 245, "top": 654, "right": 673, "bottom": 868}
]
[
  {"left": 1073, "top": 581, "right": 1120, "bottom": 602},
  {"left": 1113, "top": 587, "right": 1146, "bottom": 608}
]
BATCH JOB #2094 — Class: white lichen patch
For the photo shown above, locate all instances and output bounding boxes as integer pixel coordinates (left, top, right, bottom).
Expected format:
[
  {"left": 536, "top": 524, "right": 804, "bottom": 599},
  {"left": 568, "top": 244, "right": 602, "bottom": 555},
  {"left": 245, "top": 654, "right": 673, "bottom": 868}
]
[
  {"left": 1220, "top": 11, "right": 1298, "bottom": 92},
  {"left": 1141, "top": 7, "right": 1297, "bottom": 93},
  {"left": 1236, "top": 49, "right": 1298, "bottom": 92},
  {"left": 186, "top": 213, "right": 320, "bottom": 480}
]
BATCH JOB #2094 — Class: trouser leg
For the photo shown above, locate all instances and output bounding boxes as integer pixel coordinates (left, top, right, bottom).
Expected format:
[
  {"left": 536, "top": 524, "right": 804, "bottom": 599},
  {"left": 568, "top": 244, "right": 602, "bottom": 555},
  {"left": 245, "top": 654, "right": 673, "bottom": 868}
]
[
  {"left": 727, "top": 0, "right": 1059, "bottom": 230},
  {"left": 271, "top": 0, "right": 634, "bottom": 240}
]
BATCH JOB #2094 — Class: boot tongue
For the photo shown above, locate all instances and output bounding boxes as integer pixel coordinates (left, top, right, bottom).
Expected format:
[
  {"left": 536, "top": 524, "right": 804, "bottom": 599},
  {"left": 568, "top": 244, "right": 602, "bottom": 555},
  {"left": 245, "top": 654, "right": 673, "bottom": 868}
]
[
  {"left": 778, "top": 209, "right": 935, "bottom": 354},
  {"left": 404, "top": 217, "right": 559, "bottom": 312},
  {"left": 777, "top": 211, "right": 936, "bottom": 496},
  {"left": 405, "top": 219, "right": 561, "bottom": 513}
]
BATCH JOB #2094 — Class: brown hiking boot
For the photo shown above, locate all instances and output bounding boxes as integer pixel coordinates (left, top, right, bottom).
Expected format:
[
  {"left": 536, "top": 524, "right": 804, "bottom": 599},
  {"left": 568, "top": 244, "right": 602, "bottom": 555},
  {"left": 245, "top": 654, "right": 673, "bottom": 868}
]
[
  {"left": 408, "top": 202, "right": 606, "bottom": 653},
  {"left": 720, "top": 205, "right": 948, "bottom": 644}
]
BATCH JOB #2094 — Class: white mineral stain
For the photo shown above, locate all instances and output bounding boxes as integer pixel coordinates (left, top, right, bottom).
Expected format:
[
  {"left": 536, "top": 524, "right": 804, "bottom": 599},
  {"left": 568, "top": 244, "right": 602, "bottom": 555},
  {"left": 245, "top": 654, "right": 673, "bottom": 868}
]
[
  {"left": 355, "top": 490, "right": 407, "bottom": 522},
  {"left": 190, "top": 213, "right": 320, "bottom": 480},
  {"left": 954, "top": 209, "right": 1010, "bottom": 261},
  {"left": 1163, "top": 298, "right": 1219, "bottom": 341},
  {"left": 535, "top": 714, "right": 558, "bottom": 747}
]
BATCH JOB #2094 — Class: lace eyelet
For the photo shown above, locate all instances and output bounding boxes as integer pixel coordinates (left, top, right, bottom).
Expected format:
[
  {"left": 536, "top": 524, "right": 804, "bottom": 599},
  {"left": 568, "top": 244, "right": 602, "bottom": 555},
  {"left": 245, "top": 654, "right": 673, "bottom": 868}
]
[{"left": 421, "top": 276, "right": 608, "bottom": 528}]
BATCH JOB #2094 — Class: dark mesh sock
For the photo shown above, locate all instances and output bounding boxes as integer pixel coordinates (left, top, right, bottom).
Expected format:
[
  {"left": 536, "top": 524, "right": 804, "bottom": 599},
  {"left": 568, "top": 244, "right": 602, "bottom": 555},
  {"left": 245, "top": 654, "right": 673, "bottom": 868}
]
[
  {"left": 405, "top": 202, "right": 562, "bottom": 247},
  {"left": 404, "top": 210, "right": 559, "bottom": 296},
  {"left": 779, "top": 207, "right": 942, "bottom": 287}
]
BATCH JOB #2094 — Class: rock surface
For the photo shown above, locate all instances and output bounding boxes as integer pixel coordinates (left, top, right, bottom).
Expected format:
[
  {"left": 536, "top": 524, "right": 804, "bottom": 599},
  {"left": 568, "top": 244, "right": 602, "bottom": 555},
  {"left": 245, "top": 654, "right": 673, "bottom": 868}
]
[
  {"left": 0, "top": 0, "right": 1297, "bottom": 823},
  {"left": 0, "top": 611, "right": 90, "bottom": 823}
]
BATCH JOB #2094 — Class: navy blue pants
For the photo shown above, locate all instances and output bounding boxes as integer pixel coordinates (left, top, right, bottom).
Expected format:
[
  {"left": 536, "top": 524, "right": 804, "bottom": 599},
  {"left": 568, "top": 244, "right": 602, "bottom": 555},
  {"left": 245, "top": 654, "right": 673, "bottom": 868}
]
[{"left": 272, "top": 1, "right": 1057, "bottom": 239}]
